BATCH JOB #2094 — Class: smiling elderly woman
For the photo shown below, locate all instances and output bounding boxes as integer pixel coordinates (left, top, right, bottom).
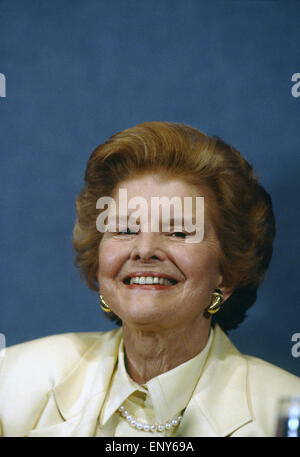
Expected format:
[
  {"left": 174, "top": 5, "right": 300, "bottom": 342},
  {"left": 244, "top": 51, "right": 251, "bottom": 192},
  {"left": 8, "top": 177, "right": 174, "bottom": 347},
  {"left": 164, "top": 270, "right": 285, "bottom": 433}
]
[{"left": 0, "top": 122, "right": 299, "bottom": 437}]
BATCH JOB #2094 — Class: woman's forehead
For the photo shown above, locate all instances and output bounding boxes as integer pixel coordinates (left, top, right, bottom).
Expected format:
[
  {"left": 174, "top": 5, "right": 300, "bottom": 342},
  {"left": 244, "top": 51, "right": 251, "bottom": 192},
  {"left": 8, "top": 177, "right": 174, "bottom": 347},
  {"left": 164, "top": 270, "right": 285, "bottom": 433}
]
[{"left": 112, "top": 174, "right": 208, "bottom": 198}]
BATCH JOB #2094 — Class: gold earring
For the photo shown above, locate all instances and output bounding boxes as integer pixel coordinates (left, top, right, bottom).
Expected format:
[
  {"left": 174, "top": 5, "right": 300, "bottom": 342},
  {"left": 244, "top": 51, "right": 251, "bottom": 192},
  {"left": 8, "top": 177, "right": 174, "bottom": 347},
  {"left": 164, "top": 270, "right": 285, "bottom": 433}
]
[
  {"left": 207, "top": 289, "right": 224, "bottom": 314},
  {"left": 99, "top": 294, "right": 111, "bottom": 313}
]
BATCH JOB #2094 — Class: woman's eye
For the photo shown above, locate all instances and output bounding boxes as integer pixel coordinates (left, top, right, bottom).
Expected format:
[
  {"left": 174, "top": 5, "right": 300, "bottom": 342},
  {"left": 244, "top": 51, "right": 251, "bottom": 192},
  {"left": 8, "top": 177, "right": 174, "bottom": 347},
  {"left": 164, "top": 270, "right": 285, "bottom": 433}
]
[
  {"left": 170, "top": 232, "right": 187, "bottom": 238},
  {"left": 117, "top": 229, "right": 138, "bottom": 235}
]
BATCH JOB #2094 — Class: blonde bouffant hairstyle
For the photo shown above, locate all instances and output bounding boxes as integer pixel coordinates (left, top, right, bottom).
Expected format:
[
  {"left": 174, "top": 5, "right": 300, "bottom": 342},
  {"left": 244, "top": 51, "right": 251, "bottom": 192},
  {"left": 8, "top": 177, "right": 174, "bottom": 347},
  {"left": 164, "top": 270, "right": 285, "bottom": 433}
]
[{"left": 73, "top": 122, "right": 275, "bottom": 331}]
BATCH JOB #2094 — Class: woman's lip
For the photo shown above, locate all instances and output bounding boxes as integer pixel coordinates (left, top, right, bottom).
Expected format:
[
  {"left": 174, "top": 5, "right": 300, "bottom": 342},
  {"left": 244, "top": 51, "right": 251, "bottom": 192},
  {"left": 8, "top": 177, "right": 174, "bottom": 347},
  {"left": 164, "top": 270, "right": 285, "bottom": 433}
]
[{"left": 122, "top": 283, "right": 178, "bottom": 290}]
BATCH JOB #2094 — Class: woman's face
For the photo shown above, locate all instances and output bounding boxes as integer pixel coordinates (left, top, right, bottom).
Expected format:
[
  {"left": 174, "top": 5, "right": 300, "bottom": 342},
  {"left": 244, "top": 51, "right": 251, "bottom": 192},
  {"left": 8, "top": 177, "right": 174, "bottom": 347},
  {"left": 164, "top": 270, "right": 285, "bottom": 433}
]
[{"left": 97, "top": 174, "right": 228, "bottom": 332}]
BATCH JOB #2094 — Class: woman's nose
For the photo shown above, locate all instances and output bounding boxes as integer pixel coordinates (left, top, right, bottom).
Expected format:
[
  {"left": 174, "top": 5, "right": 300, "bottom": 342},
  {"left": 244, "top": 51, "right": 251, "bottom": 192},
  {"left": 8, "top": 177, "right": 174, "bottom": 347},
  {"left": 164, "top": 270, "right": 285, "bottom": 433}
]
[{"left": 129, "top": 232, "right": 166, "bottom": 262}]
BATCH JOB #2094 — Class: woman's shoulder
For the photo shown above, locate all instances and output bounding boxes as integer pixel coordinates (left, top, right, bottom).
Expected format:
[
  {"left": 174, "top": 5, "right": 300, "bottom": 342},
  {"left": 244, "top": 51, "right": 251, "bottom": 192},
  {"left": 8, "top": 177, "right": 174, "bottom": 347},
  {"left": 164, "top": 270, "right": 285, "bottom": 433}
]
[
  {"left": 213, "top": 325, "right": 300, "bottom": 397},
  {"left": 0, "top": 328, "right": 122, "bottom": 387},
  {"left": 2, "top": 328, "right": 121, "bottom": 364},
  {"left": 3, "top": 328, "right": 120, "bottom": 352},
  {"left": 244, "top": 354, "right": 300, "bottom": 395}
]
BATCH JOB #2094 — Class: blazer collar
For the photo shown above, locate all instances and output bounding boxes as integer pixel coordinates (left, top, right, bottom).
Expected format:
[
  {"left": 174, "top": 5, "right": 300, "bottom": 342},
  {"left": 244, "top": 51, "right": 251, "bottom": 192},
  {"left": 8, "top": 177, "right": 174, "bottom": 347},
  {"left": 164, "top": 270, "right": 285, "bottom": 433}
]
[{"left": 177, "top": 325, "right": 252, "bottom": 436}]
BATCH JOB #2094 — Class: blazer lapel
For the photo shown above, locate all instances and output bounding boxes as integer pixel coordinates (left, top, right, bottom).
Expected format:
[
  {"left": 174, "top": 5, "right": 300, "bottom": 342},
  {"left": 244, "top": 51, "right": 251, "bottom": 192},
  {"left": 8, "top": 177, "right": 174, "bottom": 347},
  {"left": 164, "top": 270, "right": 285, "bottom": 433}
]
[
  {"left": 177, "top": 325, "right": 253, "bottom": 437},
  {"left": 28, "top": 328, "right": 122, "bottom": 437}
]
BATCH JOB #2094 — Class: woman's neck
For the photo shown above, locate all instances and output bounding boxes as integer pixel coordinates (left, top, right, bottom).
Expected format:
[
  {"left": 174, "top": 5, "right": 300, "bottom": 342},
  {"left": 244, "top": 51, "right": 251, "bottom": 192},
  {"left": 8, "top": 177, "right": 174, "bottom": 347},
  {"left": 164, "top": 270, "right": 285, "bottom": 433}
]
[{"left": 122, "top": 318, "right": 211, "bottom": 384}]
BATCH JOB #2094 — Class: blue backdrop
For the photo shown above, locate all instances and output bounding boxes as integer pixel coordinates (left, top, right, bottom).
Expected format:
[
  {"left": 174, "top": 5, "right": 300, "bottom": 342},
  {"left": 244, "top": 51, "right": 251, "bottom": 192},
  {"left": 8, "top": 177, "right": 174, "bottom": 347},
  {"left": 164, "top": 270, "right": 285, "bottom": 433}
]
[{"left": 0, "top": 0, "right": 299, "bottom": 376}]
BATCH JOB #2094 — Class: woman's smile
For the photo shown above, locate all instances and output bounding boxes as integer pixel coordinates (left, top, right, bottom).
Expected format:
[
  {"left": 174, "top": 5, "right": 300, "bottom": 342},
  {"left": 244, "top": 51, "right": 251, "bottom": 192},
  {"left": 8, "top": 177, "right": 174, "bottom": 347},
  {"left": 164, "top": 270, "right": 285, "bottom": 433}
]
[{"left": 121, "top": 271, "right": 180, "bottom": 290}]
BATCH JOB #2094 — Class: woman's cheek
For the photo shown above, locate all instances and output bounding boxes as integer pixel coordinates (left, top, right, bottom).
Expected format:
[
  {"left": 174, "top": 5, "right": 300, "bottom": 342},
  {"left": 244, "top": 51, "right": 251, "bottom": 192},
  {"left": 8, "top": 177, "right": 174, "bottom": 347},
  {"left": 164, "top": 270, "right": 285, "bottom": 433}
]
[{"left": 98, "top": 240, "right": 127, "bottom": 279}]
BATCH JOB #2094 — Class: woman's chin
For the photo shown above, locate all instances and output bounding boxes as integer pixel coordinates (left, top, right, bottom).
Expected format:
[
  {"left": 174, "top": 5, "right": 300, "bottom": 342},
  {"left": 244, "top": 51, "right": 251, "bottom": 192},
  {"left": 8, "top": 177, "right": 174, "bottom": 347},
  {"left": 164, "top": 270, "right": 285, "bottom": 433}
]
[{"left": 117, "top": 301, "right": 172, "bottom": 328}]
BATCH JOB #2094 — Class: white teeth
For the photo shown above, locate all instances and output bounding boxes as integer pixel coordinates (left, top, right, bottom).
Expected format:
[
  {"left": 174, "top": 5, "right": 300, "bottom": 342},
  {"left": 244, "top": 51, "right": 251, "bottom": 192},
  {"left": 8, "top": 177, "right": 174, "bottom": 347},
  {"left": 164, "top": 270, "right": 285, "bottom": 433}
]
[
  {"left": 129, "top": 276, "right": 174, "bottom": 286},
  {"left": 131, "top": 277, "right": 140, "bottom": 284}
]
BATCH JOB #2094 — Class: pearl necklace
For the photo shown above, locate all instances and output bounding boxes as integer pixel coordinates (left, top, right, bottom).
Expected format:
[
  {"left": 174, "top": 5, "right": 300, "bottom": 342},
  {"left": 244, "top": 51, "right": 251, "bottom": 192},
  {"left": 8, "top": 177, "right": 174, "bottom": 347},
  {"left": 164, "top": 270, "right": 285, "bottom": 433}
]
[{"left": 118, "top": 405, "right": 183, "bottom": 433}]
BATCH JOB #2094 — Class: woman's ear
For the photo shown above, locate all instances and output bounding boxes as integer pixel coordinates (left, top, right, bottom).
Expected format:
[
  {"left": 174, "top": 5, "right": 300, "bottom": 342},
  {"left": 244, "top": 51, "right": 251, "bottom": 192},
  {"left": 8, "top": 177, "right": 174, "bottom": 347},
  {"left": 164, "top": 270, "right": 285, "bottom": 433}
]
[{"left": 216, "top": 277, "right": 234, "bottom": 302}]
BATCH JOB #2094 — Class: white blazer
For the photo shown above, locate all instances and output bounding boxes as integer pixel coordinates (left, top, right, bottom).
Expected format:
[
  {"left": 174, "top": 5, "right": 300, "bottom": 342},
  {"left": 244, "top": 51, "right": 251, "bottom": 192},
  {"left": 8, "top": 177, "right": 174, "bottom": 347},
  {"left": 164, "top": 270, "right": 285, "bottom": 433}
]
[{"left": 0, "top": 325, "right": 299, "bottom": 437}]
